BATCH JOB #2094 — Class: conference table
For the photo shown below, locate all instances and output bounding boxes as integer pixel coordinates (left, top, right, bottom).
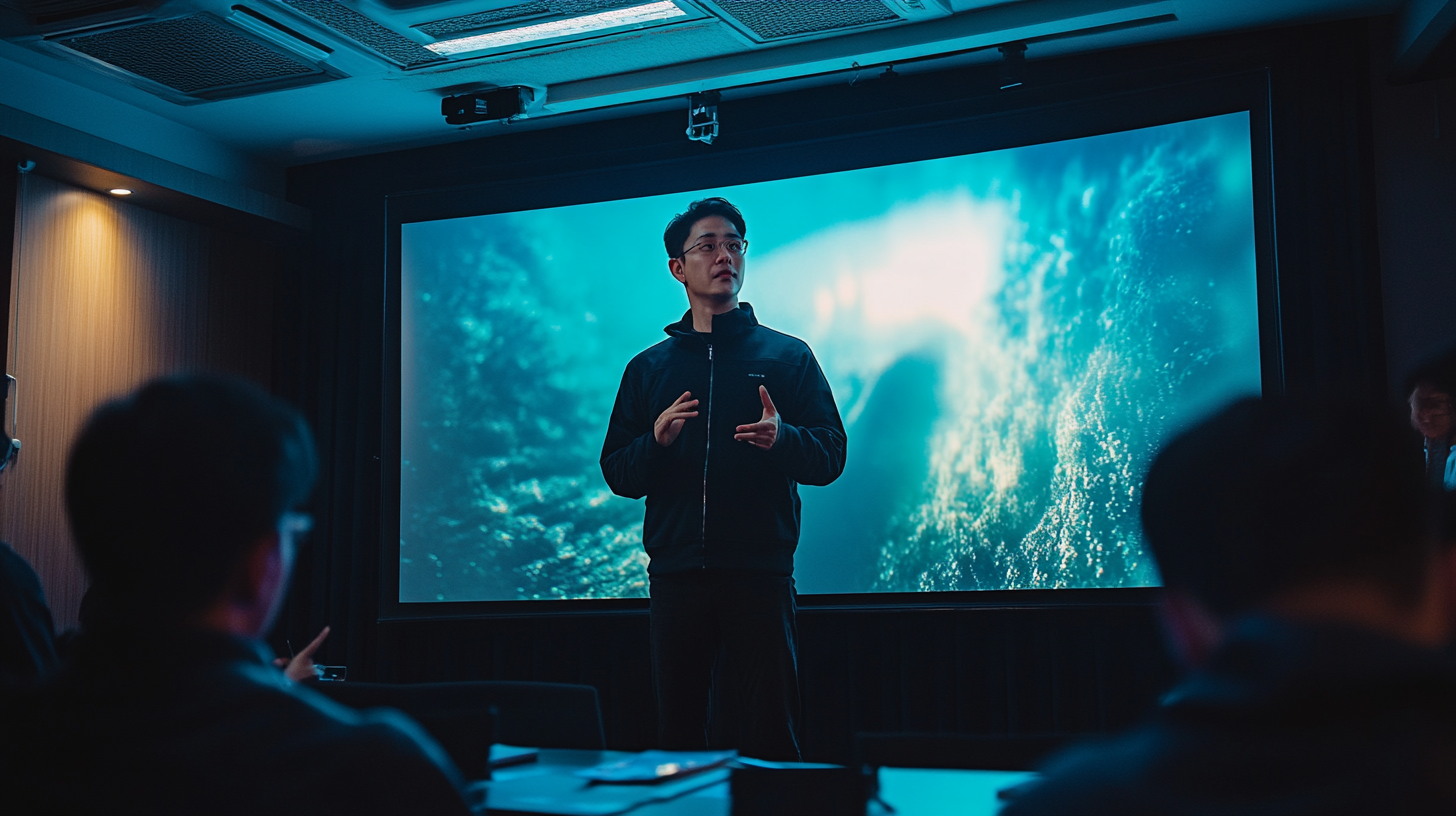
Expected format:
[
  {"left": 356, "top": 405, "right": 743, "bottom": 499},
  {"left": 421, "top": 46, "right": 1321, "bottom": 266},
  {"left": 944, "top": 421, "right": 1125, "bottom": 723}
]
[{"left": 470, "top": 748, "right": 1036, "bottom": 816}]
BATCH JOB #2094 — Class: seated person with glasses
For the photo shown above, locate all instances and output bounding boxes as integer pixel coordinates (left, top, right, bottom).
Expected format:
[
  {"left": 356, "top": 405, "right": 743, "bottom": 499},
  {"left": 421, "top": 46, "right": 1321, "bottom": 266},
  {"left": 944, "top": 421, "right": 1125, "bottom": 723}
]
[
  {"left": 1004, "top": 396, "right": 1456, "bottom": 815},
  {"left": 1407, "top": 348, "right": 1456, "bottom": 492},
  {"left": 0, "top": 375, "right": 471, "bottom": 815},
  {"left": 0, "top": 426, "right": 59, "bottom": 685},
  {"left": 0, "top": 382, "right": 63, "bottom": 686}
]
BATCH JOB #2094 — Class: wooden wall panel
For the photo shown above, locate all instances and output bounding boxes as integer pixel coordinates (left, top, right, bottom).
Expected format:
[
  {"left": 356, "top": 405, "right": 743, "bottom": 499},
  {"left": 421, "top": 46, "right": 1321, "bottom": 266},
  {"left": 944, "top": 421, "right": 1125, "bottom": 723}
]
[{"left": 3, "top": 173, "right": 277, "bottom": 629}]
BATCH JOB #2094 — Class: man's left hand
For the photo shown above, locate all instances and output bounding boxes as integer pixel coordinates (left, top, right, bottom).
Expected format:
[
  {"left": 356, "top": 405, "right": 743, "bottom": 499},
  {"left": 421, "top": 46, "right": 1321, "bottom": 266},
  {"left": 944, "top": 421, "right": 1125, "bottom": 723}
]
[{"left": 735, "top": 386, "right": 781, "bottom": 450}]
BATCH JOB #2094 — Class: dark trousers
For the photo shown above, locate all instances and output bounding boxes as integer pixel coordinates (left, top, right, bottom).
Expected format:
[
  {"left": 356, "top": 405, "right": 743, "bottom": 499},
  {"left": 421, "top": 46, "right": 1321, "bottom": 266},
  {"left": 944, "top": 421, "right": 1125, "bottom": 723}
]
[{"left": 649, "top": 570, "right": 801, "bottom": 762}]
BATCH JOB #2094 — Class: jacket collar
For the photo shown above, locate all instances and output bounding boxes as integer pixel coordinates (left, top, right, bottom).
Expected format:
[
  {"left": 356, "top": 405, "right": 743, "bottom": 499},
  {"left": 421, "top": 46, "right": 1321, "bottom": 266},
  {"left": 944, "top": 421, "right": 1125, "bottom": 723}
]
[{"left": 664, "top": 302, "right": 759, "bottom": 343}]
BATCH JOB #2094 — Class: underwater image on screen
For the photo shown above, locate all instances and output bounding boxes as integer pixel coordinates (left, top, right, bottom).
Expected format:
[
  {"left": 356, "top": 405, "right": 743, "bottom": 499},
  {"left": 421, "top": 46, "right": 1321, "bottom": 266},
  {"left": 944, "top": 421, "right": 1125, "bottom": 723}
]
[{"left": 400, "top": 112, "right": 1260, "bottom": 602}]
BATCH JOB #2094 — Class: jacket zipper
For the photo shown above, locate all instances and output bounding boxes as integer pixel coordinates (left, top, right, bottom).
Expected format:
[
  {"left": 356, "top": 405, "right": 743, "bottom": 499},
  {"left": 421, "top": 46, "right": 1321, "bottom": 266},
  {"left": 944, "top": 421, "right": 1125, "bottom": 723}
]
[{"left": 700, "top": 342, "right": 713, "bottom": 568}]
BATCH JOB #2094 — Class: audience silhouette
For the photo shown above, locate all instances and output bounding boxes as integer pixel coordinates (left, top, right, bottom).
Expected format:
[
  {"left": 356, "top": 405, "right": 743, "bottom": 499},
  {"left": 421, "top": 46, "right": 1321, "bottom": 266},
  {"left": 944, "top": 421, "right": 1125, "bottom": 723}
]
[
  {"left": 1407, "top": 348, "right": 1456, "bottom": 492},
  {"left": 1005, "top": 395, "right": 1456, "bottom": 814},
  {"left": 0, "top": 395, "right": 57, "bottom": 685},
  {"left": 10, "top": 377, "right": 1456, "bottom": 813},
  {"left": 0, "top": 375, "right": 471, "bottom": 815}
]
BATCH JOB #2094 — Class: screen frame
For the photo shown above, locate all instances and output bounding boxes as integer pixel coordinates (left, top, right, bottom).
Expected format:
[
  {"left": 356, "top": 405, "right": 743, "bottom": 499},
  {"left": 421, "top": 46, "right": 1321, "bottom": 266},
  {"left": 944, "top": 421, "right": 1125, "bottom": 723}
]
[{"left": 379, "top": 68, "right": 1282, "bottom": 621}]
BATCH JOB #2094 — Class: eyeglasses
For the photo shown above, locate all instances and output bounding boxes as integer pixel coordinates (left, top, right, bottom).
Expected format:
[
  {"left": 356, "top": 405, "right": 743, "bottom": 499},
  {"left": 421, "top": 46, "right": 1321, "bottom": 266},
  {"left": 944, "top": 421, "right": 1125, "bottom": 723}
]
[
  {"left": 281, "top": 512, "right": 315, "bottom": 536},
  {"left": 1412, "top": 392, "right": 1453, "bottom": 413},
  {"left": 679, "top": 238, "right": 748, "bottom": 258}
]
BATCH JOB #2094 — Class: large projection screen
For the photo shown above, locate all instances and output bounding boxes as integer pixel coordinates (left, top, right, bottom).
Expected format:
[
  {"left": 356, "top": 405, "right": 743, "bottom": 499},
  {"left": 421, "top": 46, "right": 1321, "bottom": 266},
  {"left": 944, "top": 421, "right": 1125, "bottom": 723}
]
[{"left": 400, "top": 111, "right": 1260, "bottom": 603}]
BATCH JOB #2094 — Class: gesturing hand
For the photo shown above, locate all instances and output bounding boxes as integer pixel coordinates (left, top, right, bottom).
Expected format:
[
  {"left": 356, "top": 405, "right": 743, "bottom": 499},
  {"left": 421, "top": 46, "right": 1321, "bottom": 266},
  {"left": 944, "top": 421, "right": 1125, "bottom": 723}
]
[
  {"left": 655, "top": 391, "right": 699, "bottom": 447},
  {"left": 273, "top": 625, "right": 330, "bottom": 682},
  {"left": 735, "top": 386, "right": 780, "bottom": 450}
]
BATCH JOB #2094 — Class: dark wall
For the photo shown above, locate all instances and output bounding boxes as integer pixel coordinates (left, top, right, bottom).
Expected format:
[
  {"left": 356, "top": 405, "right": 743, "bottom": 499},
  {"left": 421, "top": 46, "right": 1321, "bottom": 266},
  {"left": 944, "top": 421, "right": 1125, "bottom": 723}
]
[
  {"left": 374, "top": 593, "right": 1170, "bottom": 762},
  {"left": 1369, "top": 19, "right": 1456, "bottom": 394},
  {"left": 281, "top": 19, "right": 1386, "bottom": 759}
]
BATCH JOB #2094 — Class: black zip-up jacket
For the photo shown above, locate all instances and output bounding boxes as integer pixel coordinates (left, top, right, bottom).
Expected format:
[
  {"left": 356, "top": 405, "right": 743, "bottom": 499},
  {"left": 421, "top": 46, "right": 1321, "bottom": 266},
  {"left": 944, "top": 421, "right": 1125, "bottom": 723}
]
[{"left": 600, "top": 304, "right": 846, "bottom": 576}]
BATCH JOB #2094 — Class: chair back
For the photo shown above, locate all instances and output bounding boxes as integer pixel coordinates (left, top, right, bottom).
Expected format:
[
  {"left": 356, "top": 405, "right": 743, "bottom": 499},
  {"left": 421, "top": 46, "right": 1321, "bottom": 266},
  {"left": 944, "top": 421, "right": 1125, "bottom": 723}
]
[
  {"left": 315, "top": 681, "right": 497, "bottom": 778},
  {"left": 317, "top": 680, "right": 606, "bottom": 752}
]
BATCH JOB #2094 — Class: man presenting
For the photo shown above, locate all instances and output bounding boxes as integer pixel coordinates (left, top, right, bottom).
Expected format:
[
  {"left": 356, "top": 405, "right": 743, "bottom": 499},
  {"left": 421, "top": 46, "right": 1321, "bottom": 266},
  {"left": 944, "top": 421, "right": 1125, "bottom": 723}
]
[{"left": 600, "top": 197, "right": 846, "bottom": 761}]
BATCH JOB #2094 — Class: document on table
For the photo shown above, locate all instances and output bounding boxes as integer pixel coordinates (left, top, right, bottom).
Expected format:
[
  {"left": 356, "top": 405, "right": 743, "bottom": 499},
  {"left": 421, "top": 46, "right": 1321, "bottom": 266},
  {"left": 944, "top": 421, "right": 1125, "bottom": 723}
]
[
  {"left": 484, "top": 766, "right": 730, "bottom": 815},
  {"left": 575, "top": 750, "right": 736, "bottom": 783}
]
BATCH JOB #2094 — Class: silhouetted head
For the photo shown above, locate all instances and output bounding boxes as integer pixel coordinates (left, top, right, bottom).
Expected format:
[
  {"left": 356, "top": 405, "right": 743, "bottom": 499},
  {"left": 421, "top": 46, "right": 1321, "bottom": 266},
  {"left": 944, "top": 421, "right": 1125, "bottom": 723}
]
[
  {"left": 1141, "top": 395, "right": 1429, "bottom": 619},
  {"left": 66, "top": 374, "right": 317, "bottom": 625},
  {"left": 1406, "top": 348, "right": 1456, "bottom": 444}
]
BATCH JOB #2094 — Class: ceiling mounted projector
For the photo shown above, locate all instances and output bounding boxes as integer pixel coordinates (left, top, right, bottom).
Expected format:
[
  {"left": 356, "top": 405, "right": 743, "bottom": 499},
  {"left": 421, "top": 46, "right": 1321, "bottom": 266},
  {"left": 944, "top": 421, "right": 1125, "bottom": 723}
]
[{"left": 441, "top": 87, "right": 535, "bottom": 125}]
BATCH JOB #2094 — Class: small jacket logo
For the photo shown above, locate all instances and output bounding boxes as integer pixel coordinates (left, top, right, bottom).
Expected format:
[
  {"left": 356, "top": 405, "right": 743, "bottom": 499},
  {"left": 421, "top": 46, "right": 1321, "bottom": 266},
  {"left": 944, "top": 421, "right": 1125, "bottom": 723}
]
[{"left": 748, "top": 373, "right": 765, "bottom": 378}]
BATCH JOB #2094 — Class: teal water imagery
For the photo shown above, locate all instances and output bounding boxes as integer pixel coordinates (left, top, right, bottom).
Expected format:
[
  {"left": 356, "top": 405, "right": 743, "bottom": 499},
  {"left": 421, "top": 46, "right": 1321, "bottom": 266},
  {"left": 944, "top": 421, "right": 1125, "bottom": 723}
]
[{"left": 399, "top": 112, "right": 1260, "bottom": 602}]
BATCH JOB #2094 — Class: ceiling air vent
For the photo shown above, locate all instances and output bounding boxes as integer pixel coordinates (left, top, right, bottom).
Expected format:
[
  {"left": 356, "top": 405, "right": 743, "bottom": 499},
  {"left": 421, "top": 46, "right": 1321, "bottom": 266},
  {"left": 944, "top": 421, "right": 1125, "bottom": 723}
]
[
  {"left": 278, "top": 0, "right": 442, "bottom": 67},
  {"left": 0, "top": 0, "right": 159, "bottom": 35},
  {"left": 702, "top": 0, "right": 903, "bottom": 43},
  {"left": 51, "top": 13, "right": 338, "bottom": 102}
]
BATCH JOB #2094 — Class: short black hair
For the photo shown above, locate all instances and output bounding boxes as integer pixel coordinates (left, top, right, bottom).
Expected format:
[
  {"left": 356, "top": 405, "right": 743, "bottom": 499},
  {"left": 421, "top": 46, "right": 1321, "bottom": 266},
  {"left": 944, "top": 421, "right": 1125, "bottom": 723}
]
[
  {"left": 1404, "top": 347, "right": 1456, "bottom": 399},
  {"left": 66, "top": 374, "right": 317, "bottom": 623},
  {"left": 663, "top": 197, "right": 746, "bottom": 258},
  {"left": 1140, "top": 396, "right": 1429, "bottom": 618}
]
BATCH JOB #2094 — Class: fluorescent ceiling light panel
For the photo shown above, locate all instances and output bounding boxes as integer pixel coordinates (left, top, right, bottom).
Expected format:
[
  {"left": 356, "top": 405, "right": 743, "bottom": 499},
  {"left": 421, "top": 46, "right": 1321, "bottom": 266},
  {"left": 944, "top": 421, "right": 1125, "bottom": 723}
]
[{"left": 425, "top": 1, "right": 687, "bottom": 57}]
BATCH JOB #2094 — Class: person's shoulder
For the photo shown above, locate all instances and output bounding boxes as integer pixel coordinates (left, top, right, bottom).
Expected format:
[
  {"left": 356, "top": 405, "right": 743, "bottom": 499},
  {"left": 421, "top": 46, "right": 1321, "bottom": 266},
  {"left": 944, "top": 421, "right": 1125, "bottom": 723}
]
[
  {"left": 627, "top": 337, "right": 677, "bottom": 369},
  {"left": 6, "top": 660, "right": 469, "bottom": 815},
  {"left": 281, "top": 678, "right": 433, "bottom": 751},
  {"left": 1001, "top": 730, "right": 1169, "bottom": 816},
  {"left": 256, "top": 681, "right": 471, "bottom": 813},
  {"left": 0, "top": 540, "right": 42, "bottom": 587},
  {"left": 749, "top": 323, "right": 813, "bottom": 357},
  {"left": 221, "top": 667, "right": 431, "bottom": 756}
]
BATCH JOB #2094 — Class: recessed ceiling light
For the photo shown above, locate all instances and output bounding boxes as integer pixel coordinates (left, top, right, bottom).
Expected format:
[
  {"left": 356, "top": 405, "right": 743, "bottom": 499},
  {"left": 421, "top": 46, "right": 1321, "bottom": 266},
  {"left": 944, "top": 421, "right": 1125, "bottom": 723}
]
[
  {"left": 425, "top": 1, "right": 686, "bottom": 57},
  {"left": 109, "top": 188, "right": 133, "bottom": 195}
]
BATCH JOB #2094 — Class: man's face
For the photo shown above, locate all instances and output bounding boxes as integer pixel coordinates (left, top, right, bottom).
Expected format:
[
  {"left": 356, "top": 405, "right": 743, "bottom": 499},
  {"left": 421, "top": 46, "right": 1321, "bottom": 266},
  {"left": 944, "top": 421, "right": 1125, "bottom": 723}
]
[
  {"left": 669, "top": 215, "right": 745, "bottom": 303},
  {"left": 257, "top": 512, "right": 308, "bottom": 636},
  {"left": 1410, "top": 384, "right": 1454, "bottom": 442}
]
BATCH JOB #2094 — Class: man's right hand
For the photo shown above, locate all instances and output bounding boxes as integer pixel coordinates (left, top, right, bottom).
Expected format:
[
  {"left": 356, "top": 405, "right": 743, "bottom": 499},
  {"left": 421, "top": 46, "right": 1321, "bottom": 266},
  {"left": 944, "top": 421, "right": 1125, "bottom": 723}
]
[
  {"left": 273, "top": 625, "right": 331, "bottom": 683},
  {"left": 655, "top": 391, "right": 699, "bottom": 447}
]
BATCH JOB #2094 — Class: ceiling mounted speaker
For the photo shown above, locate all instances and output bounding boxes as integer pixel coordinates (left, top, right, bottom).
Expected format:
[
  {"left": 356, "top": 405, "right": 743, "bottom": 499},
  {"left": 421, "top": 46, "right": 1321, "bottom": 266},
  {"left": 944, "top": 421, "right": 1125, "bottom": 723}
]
[
  {"left": 48, "top": 13, "right": 340, "bottom": 102},
  {"left": 700, "top": 0, "right": 927, "bottom": 43}
]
